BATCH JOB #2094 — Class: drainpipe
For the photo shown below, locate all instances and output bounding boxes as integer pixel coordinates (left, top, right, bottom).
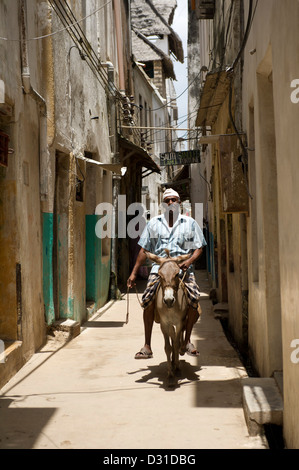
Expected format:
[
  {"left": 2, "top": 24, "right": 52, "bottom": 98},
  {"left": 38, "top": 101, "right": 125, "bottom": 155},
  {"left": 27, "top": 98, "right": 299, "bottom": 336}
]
[
  {"left": 20, "top": 0, "right": 49, "bottom": 200},
  {"left": 111, "top": 172, "right": 121, "bottom": 300},
  {"left": 20, "top": 0, "right": 55, "bottom": 325},
  {"left": 111, "top": 1, "right": 128, "bottom": 299},
  {"left": 107, "top": 62, "right": 122, "bottom": 300},
  {"left": 113, "top": 0, "right": 125, "bottom": 93},
  {"left": 110, "top": 2, "right": 128, "bottom": 299}
]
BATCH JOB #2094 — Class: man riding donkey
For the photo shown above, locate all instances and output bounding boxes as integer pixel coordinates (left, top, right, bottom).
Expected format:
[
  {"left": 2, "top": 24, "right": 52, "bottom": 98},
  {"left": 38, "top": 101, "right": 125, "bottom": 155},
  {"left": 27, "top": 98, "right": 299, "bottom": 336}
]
[{"left": 127, "top": 188, "right": 207, "bottom": 359}]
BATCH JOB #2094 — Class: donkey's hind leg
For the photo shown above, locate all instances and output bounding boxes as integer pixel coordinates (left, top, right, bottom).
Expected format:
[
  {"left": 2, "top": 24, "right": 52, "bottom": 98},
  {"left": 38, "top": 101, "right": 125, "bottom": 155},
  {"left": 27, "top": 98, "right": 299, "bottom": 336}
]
[{"left": 179, "top": 327, "right": 187, "bottom": 356}]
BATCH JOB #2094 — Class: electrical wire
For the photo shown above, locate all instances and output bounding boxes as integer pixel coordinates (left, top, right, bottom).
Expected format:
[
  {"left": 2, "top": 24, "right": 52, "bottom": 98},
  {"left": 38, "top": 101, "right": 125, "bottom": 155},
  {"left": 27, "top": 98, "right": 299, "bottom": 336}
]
[
  {"left": 50, "top": 2, "right": 105, "bottom": 80},
  {"left": 49, "top": 0, "right": 121, "bottom": 99},
  {"left": 4, "top": 0, "right": 197, "bottom": 157},
  {"left": 1, "top": 0, "right": 120, "bottom": 100},
  {"left": 149, "top": 1, "right": 235, "bottom": 134},
  {"left": 0, "top": 0, "right": 192, "bottom": 174},
  {"left": 230, "top": 0, "right": 254, "bottom": 70},
  {"left": 150, "top": 67, "right": 202, "bottom": 112},
  {"left": 50, "top": 1, "right": 189, "bottom": 150},
  {"left": 0, "top": 0, "right": 112, "bottom": 42},
  {"left": 228, "top": 77, "right": 253, "bottom": 200},
  {"left": 227, "top": 0, "right": 257, "bottom": 200},
  {"left": 190, "top": 1, "right": 258, "bottom": 199}
]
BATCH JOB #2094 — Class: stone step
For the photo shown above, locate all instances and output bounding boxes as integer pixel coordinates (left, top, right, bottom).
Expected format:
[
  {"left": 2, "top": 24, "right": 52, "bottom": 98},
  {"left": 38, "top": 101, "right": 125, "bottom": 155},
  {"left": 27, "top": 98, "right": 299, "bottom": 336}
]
[
  {"left": 0, "top": 340, "right": 23, "bottom": 389},
  {"left": 0, "top": 340, "right": 22, "bottom": 364},
  {"left": 242, "top": 377, "right": 283, "bottom": 436},
  {"left": 53, "top": 319, "right": 81, "bottom": 339},
  {"left": 273, "top": 370, "right": 283, "bottom": 396},
  {"left": 213, "top": 302, "right": 229, "bottom": 320}
]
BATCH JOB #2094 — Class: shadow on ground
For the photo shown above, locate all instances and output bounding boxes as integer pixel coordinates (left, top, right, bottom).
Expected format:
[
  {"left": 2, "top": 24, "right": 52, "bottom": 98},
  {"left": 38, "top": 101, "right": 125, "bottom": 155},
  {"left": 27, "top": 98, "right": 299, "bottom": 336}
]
[
  {"left": 0, "top": 397, "right": 56, "bottom": 449},
  {"left": 128, "top": 358, "right": 201, "bottom": 391}
]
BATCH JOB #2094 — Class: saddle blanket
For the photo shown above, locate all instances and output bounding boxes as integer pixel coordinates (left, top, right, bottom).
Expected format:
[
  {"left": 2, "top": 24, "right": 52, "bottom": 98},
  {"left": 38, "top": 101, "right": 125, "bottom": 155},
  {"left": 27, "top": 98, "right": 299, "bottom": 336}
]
[{"left": 141, "top": 272, "right": 201, "bottom": 310}]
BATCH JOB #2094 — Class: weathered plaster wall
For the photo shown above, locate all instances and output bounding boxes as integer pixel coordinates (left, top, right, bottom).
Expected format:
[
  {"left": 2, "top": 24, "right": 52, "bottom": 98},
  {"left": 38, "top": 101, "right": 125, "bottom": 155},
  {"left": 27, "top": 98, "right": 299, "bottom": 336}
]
[
  {"left": 191, "top": 0, "right": 249, "bottom": 352},
  {"left": 242, "top": 0, "right": 299, "bottom": 448},
  {"left": 0, "top": 0, "right": 46, "bottom": 386},
  {"left": 133, "top": 65, "right": 164, "bottom": 217},
  {"left": 46, "top": 0, "right": 117, "bottom": 324}
]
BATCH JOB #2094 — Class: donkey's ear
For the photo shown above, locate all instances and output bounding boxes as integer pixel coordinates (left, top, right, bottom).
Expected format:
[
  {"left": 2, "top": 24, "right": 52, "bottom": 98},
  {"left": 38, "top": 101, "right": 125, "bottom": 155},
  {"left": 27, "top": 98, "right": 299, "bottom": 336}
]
[
  {"left": 145, "top": 250, "right": 165, "bottom": 265},
  {"left": 171, "top": 254, "right": 191, "bottom": 264}
]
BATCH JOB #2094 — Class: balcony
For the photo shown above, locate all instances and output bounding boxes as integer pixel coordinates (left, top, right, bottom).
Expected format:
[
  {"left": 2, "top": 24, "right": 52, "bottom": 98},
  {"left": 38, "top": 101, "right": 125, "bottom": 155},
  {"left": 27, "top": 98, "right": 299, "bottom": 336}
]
[{"left": 117, "top": 95, "right": 160, "bottom": 176}]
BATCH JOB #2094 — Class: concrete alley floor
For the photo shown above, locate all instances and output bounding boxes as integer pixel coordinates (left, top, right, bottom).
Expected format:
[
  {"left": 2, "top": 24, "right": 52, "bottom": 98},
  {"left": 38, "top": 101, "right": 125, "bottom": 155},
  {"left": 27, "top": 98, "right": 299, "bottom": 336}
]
[{"left": 0, "top": 271, "right": 268, "bottom": 450}]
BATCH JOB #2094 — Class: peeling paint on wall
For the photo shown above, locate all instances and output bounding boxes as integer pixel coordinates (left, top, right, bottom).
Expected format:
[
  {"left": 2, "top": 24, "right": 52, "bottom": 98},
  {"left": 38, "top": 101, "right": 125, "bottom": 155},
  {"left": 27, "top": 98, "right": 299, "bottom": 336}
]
[
  {"left": 86, "top": 215, "right": 111, "bottom": 312},
  {"left": 42, "top": 212, "right": 55, "bottom": 325}
]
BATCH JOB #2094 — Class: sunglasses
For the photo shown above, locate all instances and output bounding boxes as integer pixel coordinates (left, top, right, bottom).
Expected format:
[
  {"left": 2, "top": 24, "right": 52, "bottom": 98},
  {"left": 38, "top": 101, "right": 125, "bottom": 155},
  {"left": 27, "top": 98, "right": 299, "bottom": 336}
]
[{"left": 164, "top": 198, "right": 179, "bottom": 203}]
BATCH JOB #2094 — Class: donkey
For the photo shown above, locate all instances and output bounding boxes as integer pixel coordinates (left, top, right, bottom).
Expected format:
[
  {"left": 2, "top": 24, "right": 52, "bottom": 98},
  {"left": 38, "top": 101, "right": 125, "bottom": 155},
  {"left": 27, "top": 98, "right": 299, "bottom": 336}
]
[{"left": 146, "top": 249, "right": 191, "bottom": 378}]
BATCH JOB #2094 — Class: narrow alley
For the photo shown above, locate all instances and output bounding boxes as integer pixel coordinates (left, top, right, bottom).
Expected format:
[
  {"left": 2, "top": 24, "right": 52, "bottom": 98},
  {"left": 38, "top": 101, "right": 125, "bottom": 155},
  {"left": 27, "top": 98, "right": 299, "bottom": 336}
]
[{"left": 0, "top": 271, "right": 268, "bottom": 450}]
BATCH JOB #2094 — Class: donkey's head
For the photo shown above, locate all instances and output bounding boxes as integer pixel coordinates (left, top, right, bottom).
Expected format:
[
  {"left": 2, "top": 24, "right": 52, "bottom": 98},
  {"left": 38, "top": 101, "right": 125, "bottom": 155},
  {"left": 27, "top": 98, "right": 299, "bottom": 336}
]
[{"left": 146, "top": 249, "right": 190, "bottom": 308}]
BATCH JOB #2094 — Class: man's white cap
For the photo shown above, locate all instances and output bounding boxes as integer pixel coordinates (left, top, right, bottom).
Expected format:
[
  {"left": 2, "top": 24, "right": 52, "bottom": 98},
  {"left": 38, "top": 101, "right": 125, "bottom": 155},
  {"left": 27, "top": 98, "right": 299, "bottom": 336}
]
[{"left": 163, "top": 188, "right": 180, "bottom": 201}]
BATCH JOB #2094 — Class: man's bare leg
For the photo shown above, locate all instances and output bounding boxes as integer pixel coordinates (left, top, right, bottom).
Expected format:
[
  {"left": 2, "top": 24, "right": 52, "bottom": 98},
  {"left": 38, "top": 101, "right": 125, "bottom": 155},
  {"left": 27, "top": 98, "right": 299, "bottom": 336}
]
[
  {"left": 135, "top": 302, "right": 155, "bottom": 358},
  {"left": 181, "top": 305, "right": 199, "bottom": 356}
]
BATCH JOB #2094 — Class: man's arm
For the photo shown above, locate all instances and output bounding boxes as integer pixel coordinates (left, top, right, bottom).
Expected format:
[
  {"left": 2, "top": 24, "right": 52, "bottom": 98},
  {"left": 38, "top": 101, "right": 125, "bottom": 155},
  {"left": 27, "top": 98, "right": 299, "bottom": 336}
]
[
  {"left": 127, "top": 248, "right": 148, "bottom": 288},
  {"left": 179, "top": 247, "right": 203, "bottom": 272}
]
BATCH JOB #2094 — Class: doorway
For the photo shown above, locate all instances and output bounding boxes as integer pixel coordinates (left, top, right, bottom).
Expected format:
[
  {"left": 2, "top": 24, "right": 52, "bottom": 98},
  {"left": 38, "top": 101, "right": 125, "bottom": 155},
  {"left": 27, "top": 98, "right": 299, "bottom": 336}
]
[{"left": 53, "top": 151, "right": 70, "bottom": 320}]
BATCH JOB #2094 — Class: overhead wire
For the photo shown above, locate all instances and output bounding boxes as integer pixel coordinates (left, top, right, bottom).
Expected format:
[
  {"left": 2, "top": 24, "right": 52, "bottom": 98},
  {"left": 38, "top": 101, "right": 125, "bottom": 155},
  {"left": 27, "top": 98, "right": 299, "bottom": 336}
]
[
  {"left": 227, "top": 0, "right": 258, "bottom": 200},
  {"left": 3, "top": 0, "right": 200, "bottom": 156},
  {"left": 0, "top": 0, "right": 112, "bottom": 42},
  {"left": 49, "top": 0, "right": 120, "bottom": 99},
  {"left": 150, "top": 66, "right": 202, "bottom": 112},
  {"left": 192, "top": 2, "right": 235, "bottom": 121},
  {"left": 53, "top": 1, "right": 197, "bottom": 144},
  {"left": 175, "top": 0, "right": 259, "bottom": 167},
  {"left": 151, "top": 2, "right": 235, "bottom": 142}
]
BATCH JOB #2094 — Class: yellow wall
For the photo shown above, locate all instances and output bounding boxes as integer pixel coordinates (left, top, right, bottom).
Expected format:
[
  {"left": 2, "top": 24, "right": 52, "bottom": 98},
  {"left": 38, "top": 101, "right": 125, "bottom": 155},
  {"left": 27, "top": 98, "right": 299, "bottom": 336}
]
[{"left": 242, "top": 0, "right": 299, "bottom": 448}]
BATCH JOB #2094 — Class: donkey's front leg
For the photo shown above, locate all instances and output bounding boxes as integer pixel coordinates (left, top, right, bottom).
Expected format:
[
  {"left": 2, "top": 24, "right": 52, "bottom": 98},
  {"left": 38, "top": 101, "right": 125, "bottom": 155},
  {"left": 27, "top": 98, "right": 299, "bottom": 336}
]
[
  {"left": 173, "top": 327, "right": 184, "bottom": 372},
  {"left": 162, "top": 330, "right": 174, "bottom": 377}
]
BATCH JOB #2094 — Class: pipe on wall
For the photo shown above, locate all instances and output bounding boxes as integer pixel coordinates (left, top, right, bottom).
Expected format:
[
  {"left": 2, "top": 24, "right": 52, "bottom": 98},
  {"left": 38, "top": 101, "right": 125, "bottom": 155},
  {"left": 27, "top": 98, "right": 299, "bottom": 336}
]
[
  {"left": 113, "top": 0, "right": 125, "bottom": 93},
  {"left": 20, "top": 0, "right": 49, "bottom": 200},
  {"left": 106, "top": 62, "right": 122, "bottom": 300}
]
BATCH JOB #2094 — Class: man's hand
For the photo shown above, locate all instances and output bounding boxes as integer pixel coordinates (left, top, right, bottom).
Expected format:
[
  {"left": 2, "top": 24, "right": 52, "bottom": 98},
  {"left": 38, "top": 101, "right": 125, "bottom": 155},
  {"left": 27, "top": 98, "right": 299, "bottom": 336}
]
[
  {"left": 179, "top": 248, "right": 203, "bottom": 272},
  {"left": 127, "top": 248, "right": 148, "bottom": 288},
  {"left": 127, "top": 273, "right": 137, "bottom": 289},
  {"left": 179, "top": 259, "right": 192, "bottom": 272}
]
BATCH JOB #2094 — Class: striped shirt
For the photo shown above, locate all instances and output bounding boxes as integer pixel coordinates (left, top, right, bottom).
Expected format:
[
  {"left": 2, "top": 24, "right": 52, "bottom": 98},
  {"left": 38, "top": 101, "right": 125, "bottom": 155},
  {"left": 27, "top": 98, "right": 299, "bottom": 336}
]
[{"left": 138, "top": 213, "right": 207, "bottom": 274}]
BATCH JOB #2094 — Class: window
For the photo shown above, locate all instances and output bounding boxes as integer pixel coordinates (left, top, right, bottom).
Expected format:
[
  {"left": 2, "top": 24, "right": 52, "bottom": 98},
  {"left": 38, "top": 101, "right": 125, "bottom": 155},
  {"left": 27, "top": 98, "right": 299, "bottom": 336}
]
[
  {"left": 144, "top": 61, "right": 154, "bottom": 79},
  {"left": 194, "top": 0, "right": 215, "bottom": 20},
  {"left": 0, "top": 130, "right": 9, "bottom": 167}
]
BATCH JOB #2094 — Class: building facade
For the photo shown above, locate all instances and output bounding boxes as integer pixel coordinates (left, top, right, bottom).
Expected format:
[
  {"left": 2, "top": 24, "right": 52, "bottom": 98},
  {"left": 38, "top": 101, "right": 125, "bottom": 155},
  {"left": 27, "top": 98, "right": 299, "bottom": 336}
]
[
  {"left": 0, "top": 0, "right": 182, "bottom": 389},
  {"left": 191, "top": 0, "right": 299, "bottom": 448}
]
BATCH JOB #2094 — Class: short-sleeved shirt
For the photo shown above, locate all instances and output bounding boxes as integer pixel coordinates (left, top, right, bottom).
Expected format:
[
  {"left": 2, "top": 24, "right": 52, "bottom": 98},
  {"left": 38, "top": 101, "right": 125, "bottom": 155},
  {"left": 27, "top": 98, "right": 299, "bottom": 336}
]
[{"left": 138, "top": 213, "right": 207, "bottom": 274}]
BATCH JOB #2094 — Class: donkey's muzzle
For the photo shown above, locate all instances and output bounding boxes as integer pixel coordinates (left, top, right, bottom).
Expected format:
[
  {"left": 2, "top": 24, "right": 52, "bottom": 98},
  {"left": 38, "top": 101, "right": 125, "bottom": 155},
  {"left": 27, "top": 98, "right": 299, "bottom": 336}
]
[
  {"left": 163, "top": 287, "right": 175, "bottom": 308},
  {"left": 164, "top": 298, "right": 175, "bottom": 308}
]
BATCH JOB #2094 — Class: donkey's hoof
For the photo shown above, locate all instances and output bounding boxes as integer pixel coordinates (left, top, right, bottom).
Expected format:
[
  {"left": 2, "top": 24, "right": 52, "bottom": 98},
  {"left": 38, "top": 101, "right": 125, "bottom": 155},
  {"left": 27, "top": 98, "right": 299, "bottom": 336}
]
[{"left": 167, "top": 372, "right": 176, "bottom": 387}]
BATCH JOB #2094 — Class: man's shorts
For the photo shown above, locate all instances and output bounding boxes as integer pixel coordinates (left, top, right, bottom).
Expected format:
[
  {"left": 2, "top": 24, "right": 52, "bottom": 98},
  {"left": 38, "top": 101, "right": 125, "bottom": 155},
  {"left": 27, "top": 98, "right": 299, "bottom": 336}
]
[{"left": 141, "top": 272, "right": 201, "bottom": 310}]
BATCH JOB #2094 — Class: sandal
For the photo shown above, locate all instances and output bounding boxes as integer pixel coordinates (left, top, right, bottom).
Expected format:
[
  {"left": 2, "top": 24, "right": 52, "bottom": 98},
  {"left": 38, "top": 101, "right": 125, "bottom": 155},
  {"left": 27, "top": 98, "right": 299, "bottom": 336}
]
[
  {"left": 186, "top": 342, "right": 200, "bottom": 357},
  {"left": 135, "top": 347, "right": 153, "bottom": 359}
]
